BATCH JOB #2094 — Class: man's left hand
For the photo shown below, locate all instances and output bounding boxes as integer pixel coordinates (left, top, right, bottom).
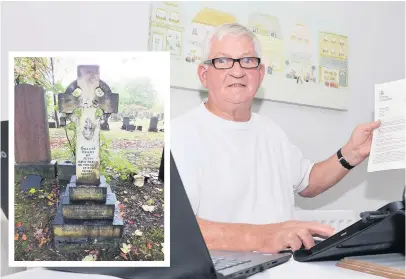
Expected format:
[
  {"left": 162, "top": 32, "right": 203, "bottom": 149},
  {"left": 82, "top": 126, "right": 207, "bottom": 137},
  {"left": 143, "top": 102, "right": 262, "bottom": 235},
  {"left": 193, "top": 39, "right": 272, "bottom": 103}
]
[{"left": 341, "top": 120, "right": 381, "bottom": 166}]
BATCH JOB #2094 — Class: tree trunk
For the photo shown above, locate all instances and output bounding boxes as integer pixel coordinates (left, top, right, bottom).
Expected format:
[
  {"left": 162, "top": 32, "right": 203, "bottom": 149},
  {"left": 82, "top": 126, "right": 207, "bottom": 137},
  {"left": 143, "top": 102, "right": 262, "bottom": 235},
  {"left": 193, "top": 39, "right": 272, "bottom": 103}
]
[{"left": 50, "top": 58, "right": 59, "bottom": 128}]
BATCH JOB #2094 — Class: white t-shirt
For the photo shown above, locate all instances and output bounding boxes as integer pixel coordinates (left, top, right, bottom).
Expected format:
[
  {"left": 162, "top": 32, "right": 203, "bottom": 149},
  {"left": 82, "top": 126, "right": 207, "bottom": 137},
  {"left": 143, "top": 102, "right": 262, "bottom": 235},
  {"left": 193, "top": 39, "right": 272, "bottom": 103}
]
[{"left": 171, "top": 102, "right": 314, "bottom": 225}]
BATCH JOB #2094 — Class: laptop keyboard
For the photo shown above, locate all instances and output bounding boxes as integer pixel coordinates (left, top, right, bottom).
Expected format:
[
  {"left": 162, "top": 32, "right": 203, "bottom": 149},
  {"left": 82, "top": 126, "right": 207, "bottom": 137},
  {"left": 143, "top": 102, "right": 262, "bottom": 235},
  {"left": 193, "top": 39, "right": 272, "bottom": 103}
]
[{"left": 211, "top": 256, "right": 251, "bottom": 271}]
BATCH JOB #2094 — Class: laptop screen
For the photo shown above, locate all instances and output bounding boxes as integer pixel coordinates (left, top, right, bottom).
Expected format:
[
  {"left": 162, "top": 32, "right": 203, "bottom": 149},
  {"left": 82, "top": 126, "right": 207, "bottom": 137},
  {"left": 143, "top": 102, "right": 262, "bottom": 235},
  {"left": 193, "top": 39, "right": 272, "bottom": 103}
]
[{"left": 1, "top": 121, "right": 8, "bottom": 218}]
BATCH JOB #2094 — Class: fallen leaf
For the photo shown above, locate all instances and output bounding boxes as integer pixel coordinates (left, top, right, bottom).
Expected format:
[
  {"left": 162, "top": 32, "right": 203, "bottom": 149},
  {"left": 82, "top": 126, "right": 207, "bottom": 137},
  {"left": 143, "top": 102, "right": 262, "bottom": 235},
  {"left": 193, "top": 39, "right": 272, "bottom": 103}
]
[
  {"left": 153, "top": 213, "right": 160, "bottom": 217},
  {"left": 129, "top": 220, "right": 134, "bottom": 225},
  {"left": 120, "top": 252, "right": 128, "bottom": 260},
  {"left": 16, "top": 222, "right": 22, "bottom": 228},
  {"left": 14, "top": 233, "right": 19, "bottom": 241},
  {"left": 118, "top": 204, "right": 125, "bottom": 210},
  {"left": 47, "top": 201, "right": 54, "bottom": 206},
  {"left": 146, "top": 241, "right": 153, "bottom": 250},
  {"left": 22, "top": 234, "right": 27, "bottom": 241},
  {"left": 29, "top": 188, "right": 36, "bottom": 194},
  {"left": 44, "top": 228, "right": 49, "bottom": 234},
  {"left": 147, "top": 199, "right": 154, "bottom": 205},
  {"left": 82, "top": 255, "right": 96, "bottom": 261},
  {"left": 39, "top": 237, "right": 47, "bottom": 248},
  {"left": 141, "top": 205, "right": 155, "bottom": 212},
  {"left": 133, "top": 230, "right": 143, "bottom": 236},
  {"left": 120, "top": 243, "right": 132, "bottom": 254}
]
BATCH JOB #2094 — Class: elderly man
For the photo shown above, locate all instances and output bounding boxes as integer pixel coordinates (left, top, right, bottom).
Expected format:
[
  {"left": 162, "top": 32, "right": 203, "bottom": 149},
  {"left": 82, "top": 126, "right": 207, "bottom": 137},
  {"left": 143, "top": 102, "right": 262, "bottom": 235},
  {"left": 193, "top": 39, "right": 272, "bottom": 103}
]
[{"left": 171, "top": 23, "right": 380, "bottom": 254}]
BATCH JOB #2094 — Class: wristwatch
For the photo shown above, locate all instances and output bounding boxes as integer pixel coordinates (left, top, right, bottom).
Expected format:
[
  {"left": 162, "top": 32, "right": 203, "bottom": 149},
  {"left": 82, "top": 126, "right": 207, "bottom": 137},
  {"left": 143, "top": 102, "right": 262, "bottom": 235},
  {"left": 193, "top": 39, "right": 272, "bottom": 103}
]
[{"left": 337, "top": 148, "right": 354, "bottom": 170}]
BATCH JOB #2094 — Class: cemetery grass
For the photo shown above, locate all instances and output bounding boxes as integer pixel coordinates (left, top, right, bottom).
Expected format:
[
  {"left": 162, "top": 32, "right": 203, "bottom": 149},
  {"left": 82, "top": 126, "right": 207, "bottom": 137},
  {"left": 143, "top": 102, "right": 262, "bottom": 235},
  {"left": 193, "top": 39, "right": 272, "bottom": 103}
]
[{"left": 14, "top": 121, "right": 165, "bottom": 261}]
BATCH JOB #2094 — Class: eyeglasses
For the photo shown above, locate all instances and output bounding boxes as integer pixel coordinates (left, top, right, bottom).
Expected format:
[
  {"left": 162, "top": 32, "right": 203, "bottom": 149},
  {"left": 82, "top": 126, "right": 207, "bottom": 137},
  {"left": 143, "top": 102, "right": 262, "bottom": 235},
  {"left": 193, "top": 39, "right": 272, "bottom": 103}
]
[{"left": 204, "top": 57, "right": 261, "bottom": 69}]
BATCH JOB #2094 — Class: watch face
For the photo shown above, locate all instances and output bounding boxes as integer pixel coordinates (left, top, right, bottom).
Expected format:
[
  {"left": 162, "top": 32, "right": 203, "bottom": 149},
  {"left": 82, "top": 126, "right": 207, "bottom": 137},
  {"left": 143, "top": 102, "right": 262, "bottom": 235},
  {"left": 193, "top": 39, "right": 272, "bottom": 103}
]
[{"left": 1, "top": 121, "right": 8, "bottom": 218}]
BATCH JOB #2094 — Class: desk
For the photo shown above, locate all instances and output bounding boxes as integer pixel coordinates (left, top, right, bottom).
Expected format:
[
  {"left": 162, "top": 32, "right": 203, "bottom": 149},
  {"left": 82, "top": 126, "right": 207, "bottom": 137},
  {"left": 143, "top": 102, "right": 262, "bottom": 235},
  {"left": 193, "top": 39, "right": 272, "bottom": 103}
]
[
  {"left": 3, "top": 259, "right": 383, "bottom": 279},
  {"left": 251, "top": 258, "right": 383, "bottom": 279}
]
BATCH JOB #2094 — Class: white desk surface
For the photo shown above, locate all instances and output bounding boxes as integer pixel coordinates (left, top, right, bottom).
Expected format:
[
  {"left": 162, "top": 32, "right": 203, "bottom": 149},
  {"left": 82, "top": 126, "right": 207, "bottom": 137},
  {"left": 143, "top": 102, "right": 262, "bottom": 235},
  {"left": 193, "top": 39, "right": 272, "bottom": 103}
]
[
  {"left": 3, "top": 258, "right": 383, "bottom": 279},
  {"left": 252, "top": 258, "right": 383, "bottom": 279}
]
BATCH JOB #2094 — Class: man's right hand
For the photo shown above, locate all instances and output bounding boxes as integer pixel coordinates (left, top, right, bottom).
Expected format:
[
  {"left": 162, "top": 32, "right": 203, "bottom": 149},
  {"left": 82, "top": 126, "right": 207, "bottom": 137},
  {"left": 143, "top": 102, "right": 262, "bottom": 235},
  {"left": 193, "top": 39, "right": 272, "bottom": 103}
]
[{"left": 251, "top": 220, "right": 335, "bottom": 253}]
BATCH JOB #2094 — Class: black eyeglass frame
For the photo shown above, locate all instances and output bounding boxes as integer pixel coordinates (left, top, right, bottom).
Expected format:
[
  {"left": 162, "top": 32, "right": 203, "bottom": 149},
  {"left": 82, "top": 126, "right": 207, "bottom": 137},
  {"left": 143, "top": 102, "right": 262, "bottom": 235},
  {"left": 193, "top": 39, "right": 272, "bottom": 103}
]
[{"left": 203, "top": 57, "right": 261, "bottom": 69}]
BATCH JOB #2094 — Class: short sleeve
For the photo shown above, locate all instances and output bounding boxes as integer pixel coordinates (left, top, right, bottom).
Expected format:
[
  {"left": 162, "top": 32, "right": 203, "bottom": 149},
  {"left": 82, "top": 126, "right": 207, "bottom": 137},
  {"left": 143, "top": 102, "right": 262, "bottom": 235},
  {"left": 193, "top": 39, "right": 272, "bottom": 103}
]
[
  {"left": 288, "top": 144, "right": 314, "bottom": 194},
  {"left": 278, "top": 127, "right": 314, "bottom": 194}
]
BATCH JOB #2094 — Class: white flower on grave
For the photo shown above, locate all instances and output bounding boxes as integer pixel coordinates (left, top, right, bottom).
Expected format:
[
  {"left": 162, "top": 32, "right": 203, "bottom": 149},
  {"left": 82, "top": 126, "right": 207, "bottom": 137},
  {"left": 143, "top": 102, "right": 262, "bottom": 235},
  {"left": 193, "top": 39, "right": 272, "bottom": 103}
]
[
  {"left": 141, "top": 205, "right": 155, "bottom": 212},
  {"left": 133, "top": 230, "right": 143, "bottom": 236},
  {"left": 82, "top": 116, "right": 96, "bottom": 140}
]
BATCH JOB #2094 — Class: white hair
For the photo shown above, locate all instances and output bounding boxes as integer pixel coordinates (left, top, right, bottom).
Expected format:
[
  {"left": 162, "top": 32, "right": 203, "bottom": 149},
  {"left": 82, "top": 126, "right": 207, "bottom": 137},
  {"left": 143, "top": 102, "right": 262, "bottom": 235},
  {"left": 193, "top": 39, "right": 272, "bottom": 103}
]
[{"left": 201, "top": 23, "right": 262, "bottom": 62}]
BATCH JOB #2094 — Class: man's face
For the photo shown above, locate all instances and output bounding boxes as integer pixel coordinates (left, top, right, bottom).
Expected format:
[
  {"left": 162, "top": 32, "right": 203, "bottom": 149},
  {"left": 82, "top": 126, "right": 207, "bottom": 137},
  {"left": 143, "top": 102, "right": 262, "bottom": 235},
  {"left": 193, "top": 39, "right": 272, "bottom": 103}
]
[{"left": 198, "top": 35, "right": 265, "bottom": 105}]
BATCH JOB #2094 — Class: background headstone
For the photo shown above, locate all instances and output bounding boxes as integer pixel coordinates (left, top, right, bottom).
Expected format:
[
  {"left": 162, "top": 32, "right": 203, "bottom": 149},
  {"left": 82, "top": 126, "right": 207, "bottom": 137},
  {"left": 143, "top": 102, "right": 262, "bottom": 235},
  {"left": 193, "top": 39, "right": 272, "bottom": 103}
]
[
  {"left": 14, "top": 84, "right": 51, "bottom": 163},
  {"left": 148, "top": 116, "right": 158, "bottom": 132},
  {"left": 60, "top": 117, "right": 67, "bottom": 127},
  {"left": 122, "top": 117, "right": 130, "bottom": 130}
]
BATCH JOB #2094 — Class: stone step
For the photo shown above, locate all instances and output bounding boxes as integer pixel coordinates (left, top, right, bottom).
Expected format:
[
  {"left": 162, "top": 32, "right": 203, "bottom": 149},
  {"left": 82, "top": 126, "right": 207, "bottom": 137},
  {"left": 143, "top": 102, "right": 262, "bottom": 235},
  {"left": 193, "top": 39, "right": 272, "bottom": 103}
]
[
  {"left": 61, "top": 191, "right": 119, "bottom": 220},
  {"left": 52, "top": 202, "right": 124, "bottom": 240},
  {"left": 67, "top": 175, "right": 109, "bottom": 203}
]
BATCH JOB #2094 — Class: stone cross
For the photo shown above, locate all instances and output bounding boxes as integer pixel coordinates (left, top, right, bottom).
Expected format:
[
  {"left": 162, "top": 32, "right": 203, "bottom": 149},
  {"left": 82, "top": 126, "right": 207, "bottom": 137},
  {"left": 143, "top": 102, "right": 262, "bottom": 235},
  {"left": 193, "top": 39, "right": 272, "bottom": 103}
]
[{"left": 58, "top": 65, "right": 118, "bottom": 185}]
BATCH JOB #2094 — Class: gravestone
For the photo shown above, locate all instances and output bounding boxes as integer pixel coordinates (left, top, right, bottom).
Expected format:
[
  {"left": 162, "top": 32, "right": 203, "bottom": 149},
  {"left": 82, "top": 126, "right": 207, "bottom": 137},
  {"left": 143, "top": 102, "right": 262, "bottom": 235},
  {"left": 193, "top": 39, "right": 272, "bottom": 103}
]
[
  {"left": 148, "top": 116, "right": 158, "bottom": 132},
  {"left": 60, "top": 117, "right": 67, "bottom": 127},
  {"left": 100, "top": 113, "right": 110, "bottom": 131},
  {"left": 14, "top": 84, "right": 57, "bottom": 180},
  {"left": 121, "top": 117, "right": 130, "bottom": 130},
  {"left": 52, "top": 65, "right": 122, "bottom": 251}
]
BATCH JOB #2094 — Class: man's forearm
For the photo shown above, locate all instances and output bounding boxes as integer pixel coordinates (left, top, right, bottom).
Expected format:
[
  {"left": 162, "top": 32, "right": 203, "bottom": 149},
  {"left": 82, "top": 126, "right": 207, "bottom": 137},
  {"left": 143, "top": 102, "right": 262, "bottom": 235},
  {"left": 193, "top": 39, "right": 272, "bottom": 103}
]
[
  {"left": 197, "top": 217, "right": 265, "bottom": 252},
  {"left": 300, "top": 146, "right": 351, "bottom": 198}
]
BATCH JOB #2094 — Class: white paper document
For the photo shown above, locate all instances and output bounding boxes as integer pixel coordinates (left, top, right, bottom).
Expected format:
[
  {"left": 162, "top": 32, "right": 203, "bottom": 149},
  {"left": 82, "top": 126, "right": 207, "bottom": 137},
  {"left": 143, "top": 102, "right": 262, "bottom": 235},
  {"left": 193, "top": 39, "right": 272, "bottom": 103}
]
[{"left": 367, "top": 79, "right": 406, "bottom": 172}]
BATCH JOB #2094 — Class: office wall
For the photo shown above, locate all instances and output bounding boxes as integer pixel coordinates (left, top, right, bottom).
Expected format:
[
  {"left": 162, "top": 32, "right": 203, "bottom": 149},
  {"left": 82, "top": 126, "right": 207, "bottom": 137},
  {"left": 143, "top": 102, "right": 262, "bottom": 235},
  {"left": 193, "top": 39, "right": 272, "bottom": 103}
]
[{"left": 2, "top": 1, "right": 405, "bottom": 215}]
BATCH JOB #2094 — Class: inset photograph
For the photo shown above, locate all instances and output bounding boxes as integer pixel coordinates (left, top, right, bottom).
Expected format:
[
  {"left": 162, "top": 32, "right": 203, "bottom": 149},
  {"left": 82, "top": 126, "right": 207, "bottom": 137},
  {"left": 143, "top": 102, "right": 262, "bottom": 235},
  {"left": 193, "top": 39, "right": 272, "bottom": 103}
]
[{"left": 9, "top": 52, "right": 169, "bottom": 266}]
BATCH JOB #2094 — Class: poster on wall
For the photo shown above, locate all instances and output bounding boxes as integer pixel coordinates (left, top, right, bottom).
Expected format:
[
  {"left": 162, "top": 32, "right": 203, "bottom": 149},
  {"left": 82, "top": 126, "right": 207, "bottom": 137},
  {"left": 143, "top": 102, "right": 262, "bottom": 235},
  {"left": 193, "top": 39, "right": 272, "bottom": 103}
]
[
  {"left": 148, "top": 2, "right": 350, "bottom": 110},
  {"left": 318, "top": 31, "right": 349, "bottom": 89}
]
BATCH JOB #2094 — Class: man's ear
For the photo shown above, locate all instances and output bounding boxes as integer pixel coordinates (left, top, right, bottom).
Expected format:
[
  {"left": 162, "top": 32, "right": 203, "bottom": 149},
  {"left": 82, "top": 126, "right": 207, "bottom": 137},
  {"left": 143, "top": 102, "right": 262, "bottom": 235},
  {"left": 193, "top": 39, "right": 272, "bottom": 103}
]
[
  {"left": 197, "top": 64, "right": 208, "bottom": 88},
  {"left": 258, "top": 64, "right": 265, "bottom": 84}
]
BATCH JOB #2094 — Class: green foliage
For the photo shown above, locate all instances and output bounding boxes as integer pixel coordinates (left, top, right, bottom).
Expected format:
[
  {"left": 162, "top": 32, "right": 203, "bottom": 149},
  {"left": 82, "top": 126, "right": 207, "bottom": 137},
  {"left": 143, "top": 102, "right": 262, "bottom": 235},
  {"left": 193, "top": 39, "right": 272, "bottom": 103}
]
[
  {"left": 64, "top": 121, "right": 77, "bottom": 162},
  {"left": 100, "top": 134, "right": 139, "bottom": 182},
  {"left": 110, "top": 77, "right": 158, "bottom": 110}
]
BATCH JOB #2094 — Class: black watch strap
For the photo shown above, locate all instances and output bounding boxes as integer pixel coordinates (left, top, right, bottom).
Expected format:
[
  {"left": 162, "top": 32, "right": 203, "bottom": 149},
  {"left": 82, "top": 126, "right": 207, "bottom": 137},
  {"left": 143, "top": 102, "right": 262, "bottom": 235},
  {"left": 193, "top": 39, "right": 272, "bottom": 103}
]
[{"left": 337, "top": 148, "right": 354, "bottom": 170}]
